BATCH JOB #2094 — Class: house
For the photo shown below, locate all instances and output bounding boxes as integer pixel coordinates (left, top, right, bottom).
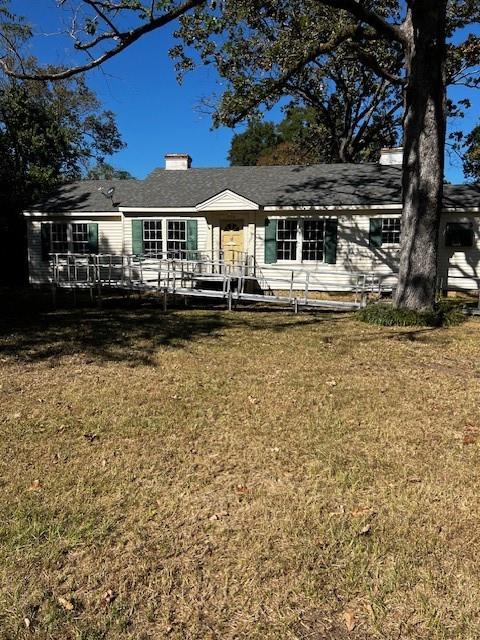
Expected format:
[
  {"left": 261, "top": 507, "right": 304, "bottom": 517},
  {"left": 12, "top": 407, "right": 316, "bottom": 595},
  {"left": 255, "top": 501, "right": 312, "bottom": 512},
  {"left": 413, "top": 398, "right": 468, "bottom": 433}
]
[{"left": 24, "top": 148, "right": 480, "bottom": 293}]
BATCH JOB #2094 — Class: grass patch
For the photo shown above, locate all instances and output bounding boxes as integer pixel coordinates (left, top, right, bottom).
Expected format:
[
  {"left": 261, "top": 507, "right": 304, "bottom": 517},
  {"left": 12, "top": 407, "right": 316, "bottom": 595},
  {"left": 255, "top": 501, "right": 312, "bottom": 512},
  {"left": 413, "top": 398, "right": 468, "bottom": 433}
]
[
  {"left": 357, "top": 299, "right": 467, "bottom": 327},
  {"left": 1, "top": 288, "right": 480, "bottom": 639}
]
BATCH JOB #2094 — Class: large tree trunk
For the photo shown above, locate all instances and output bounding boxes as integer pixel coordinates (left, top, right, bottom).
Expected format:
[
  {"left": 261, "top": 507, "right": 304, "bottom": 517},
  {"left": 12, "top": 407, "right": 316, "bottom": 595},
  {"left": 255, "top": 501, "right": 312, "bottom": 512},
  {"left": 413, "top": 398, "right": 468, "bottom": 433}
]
[{"left": 394, "top": 0, "right": 447, "bottom": 311}]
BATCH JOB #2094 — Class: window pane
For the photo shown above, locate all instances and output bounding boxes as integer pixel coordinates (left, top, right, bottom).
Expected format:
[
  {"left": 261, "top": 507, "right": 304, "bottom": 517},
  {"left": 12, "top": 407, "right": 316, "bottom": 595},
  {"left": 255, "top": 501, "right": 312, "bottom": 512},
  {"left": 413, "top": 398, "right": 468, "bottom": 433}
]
[
  {"left": 167, "top": 221, "right": 187, "bottom": 258},
  {"left": 381, "top": 218, "right": 401, "bottom": 244},
  {"left": 445, "top": 222, "right": 473, "bottom": 248},
  {"left": 72, "top": 223, "right": 89, "bottom": 254},
  {"left": 277, "top": 220, "right": 297, "bottom": 261},
  {"left": 143, "top": 220, "right": 163, "bottom": 257},
  {"left": 302, "top": 220, "right": 325, "bottom": 261},
  {"left": 51, "top": 223, "right": 68, "bottom": 254}
]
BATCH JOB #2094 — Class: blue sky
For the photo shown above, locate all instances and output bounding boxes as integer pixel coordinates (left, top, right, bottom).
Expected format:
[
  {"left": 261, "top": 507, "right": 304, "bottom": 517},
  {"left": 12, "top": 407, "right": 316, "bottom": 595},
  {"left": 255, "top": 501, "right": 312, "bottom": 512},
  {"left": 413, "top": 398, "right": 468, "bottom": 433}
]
[{"left": 12, "top": 1, "right": 480, "bottom": 182}]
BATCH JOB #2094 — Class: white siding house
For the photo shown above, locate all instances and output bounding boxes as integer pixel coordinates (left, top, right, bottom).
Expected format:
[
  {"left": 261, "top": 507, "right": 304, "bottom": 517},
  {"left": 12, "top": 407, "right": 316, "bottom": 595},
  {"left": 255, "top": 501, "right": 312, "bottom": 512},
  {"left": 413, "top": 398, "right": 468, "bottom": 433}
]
[{"left": 24, "top": 149, "right": 480, "bottom": 293}]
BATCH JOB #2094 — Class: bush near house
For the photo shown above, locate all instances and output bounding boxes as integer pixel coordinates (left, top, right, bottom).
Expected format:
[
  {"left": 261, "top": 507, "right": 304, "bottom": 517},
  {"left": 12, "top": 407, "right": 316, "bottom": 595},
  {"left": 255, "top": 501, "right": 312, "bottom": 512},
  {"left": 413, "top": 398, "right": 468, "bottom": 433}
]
[{"left": 357, "top": 299, "right": 468, "bottom": 327}]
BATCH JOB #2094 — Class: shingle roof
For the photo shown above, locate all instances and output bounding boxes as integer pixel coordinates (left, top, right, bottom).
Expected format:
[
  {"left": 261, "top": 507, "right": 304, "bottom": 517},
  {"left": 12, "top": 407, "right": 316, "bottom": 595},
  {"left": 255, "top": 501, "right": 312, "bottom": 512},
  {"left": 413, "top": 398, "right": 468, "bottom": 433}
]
[{"left": 31, "top": 164, "right": 480, "bottom": 212}]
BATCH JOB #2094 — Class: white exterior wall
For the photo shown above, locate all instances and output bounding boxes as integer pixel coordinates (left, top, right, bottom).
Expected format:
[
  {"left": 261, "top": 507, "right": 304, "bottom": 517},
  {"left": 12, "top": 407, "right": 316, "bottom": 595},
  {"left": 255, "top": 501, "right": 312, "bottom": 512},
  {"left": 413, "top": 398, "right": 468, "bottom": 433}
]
[
  {"left": 26, "top": 209, "right": 480, "bottom": 292},
  {"left": 122, "top": 213, "right": 210, "bottom": 255},
  {"left": 256, "top": 212, "right": 402, "bottom": 292},
  {"left": 27, "top": 216, "right": 123, "bottom": 285},
  {"left": 439, "top": 214, "right": 480, "bottom": 291}
]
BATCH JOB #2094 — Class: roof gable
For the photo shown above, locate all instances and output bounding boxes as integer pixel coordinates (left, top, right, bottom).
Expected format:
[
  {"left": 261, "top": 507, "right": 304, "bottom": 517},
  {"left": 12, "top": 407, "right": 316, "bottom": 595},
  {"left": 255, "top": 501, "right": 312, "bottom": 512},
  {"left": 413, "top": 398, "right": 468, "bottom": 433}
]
[{"left": 195, "top": 189, "right": 259, "bottom": 211}]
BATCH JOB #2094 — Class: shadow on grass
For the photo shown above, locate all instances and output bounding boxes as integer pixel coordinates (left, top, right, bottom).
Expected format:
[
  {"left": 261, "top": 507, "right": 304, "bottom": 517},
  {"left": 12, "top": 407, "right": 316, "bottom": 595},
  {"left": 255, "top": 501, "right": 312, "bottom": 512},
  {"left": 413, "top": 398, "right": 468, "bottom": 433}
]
[{"left": 0, "top": 287, "right": 348, "bottom": 366}]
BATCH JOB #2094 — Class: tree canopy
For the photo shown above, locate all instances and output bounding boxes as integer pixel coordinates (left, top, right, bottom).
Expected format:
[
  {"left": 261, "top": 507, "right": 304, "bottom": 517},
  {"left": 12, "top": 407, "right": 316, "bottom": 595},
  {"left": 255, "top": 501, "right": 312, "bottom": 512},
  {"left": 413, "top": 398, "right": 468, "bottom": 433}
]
[
  {"left": 86, "top": 162, "right": 135, "bottom": 181},
  {"left": 229, "top": 98, "right": 399, "bottom": 167},
  {"left": 463, "top": 124, "right": 480, "bottom": 182},
  {"left": 0, "top": 73, "right": 124, "bottom": 215}
]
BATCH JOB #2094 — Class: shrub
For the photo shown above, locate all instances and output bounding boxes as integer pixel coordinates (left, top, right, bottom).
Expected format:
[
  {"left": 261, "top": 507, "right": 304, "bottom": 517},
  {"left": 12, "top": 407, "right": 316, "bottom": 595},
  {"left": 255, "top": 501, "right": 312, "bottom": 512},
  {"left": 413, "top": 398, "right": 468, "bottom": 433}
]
[{"left": 357, "top": 299, "right": 466, "bottom": 327}]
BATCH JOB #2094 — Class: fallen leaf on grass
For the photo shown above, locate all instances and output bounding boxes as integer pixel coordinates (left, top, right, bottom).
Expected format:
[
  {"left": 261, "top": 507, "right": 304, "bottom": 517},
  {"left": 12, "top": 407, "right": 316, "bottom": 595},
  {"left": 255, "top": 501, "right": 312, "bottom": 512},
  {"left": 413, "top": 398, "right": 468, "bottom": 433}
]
[
  {"left": 100, "top": 589, "right": 116, "bottom": 607},
  {"left": 236, "top": 485, "right": 249, "bottom": 494},
  {"left": 209, "top": 511, "right": 228, "bottom": 521},
  {"left": 343, "top": 609, "right": 356, "bottom": 632},
  {"left": 28, "top": 480, "right": 41, "bottom": 492},
  {"left": 359, "top": 524, "right": 371, "bottom": 536},
  {"left": 57, "top": 596, "right": 74, "bottom": 611},
  {"left": 329, "top": 504, "right": 345, "bottom": 516}
]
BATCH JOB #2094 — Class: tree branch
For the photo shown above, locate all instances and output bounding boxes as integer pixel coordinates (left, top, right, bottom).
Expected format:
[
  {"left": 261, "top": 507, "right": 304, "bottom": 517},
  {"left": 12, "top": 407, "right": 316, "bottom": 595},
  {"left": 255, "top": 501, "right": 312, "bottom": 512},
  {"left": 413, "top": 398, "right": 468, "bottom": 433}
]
[
  {"left": 348, "top": 43, "right": 406, "bottom": 85},
  {"left": 314, "top": 0, "right": 406, "bottom": 45},
  {"left": 0, "top": 0, "right": 205, "bottom": 80},
  {"left": 223, "top": 23, "right": 376, "bottom": 126}
]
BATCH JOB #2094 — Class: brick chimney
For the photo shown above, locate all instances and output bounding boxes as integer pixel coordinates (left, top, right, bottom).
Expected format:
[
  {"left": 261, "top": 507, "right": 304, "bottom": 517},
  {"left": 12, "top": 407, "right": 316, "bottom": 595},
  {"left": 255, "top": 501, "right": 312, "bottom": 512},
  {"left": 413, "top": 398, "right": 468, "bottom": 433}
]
[
  {"left": 165, "top": 153, "right": 192, "bottom": 170},
  {"left": 379, "top": 147, "right": 403, "bottom": 166}
]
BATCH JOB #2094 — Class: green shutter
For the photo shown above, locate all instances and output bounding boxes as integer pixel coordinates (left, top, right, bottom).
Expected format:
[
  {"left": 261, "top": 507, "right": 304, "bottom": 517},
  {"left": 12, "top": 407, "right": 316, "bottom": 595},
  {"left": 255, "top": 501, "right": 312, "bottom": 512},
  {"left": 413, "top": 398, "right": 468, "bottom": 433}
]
[
  {"left": 186, "top": 219, "right": 198, "bottom": 259},
  {"left": 369, "top": 218, "right": 383, "bottom": 248},
  {"left": 132, "top": 219, "right": 144, "bottom": 255},
  {"left": 264, "top": 218, "right": 277, "bottom": 264},
  {"left": 41, "top": 223, "right": 50, "bottom": 261},
  {"left": 88, "top": 223, "right": 99, "bottom": 253},
  {"left": 324, "top": 218, "right": 338, "bottom": 264}
]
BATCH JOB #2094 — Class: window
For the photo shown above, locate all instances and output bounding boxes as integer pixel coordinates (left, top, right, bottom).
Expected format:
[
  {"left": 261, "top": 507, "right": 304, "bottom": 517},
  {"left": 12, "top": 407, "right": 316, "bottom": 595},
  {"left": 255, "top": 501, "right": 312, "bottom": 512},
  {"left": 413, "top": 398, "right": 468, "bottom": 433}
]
[
  {"left": 445, "top": 222, "right": 474, "bottom": 248},
  {"left": 42, "top": 222, "right": 96, "bottom": 259},
  {"left": 71, "top": 223, "right": 89, "bottom": 254},
  {"left": 302, "top": 220, "right": 325, "bottom": 261},
  {"left": 277, "top": 219, "right": 297, "bottom": 261},
  {"left": 51, "top": 223, "right": 69, "bottom": 254},
  {"left": 167, "top": 220, "right": 187, "bottom": 258},
  {"left": 143, "top": 220, "right": 163, "bottom": 257},
  {"left": 381, "top": 218, "right": 401, "bottom": 244}
]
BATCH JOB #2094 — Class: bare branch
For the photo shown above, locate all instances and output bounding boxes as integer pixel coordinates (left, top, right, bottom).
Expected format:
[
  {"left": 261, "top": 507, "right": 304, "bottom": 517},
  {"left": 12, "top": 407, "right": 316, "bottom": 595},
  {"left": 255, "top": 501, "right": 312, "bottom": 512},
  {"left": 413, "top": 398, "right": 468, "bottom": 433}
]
[
  {"left": 82, "top": 0, "right": 122, "bottom": 37},
  {"left": 0, "top": 0, "right": 205, "bottom": 80}
]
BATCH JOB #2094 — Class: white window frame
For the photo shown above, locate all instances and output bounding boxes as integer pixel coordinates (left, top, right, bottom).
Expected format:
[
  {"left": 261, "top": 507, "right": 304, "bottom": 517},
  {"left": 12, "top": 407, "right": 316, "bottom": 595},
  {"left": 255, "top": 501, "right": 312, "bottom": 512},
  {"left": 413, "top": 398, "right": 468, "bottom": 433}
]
[
  {"left": 275, "top": 218, "right": 329, "bottom": 263},
  {"left": 301, "top": 219, "right": 325, "bottom": 262},
  {"left": 49, "top": 222, "right": 90, "bottom": 255},
  {"left": 140, "top": 219, "right": 189, "bottom": 258},
  {"left": 381, "top": 217, "right": 401, "bottom": 246},
  {"left": 143, "top": 220, "right": 163, "bottom": 257},
  {"left": 276, "top": 219, "right": 298, "bottom": 262},
  {"left": 167, "top": 220, "right": 187, "bottom": 258}
]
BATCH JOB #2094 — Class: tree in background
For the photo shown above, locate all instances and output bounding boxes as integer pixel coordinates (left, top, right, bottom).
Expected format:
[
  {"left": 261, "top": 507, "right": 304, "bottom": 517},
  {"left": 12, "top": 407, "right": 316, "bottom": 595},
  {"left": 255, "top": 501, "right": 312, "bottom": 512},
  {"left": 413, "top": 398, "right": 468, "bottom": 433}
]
[
  {"left": 228, "top": 119, "right": 279, "bottom": 166},
  {"left": 463, "top": 125, "right": 480, "bottom": 182},
  {"left": 0, "top": 72, "right": 124, "bottom": 281},
  {"left": 229, "top": 93, "right": 399, "bottom": 167},
  {"left": 0, "top": 75, "right": 124, "bottom": 214},
  {"left": 0, "top": 1, "right": 479, "bottom": 310},
  {"left": 86, "top": 162, "right": 135, "bottom": 180}
]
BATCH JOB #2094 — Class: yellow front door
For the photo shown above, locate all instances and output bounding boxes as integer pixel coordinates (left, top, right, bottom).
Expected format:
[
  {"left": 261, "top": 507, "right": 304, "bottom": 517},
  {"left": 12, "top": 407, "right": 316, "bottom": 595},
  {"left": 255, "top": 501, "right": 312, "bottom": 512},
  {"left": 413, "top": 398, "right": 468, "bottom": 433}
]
[{"left": 221, "top": 222, "right": 244, "bottom": 264}]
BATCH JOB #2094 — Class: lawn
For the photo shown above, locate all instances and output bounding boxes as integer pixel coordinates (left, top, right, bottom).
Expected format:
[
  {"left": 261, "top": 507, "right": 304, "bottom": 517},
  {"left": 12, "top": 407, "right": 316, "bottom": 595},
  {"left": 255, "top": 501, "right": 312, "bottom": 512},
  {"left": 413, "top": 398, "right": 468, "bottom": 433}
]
[{"left": 1, "top": 290, "right": 480, "bottom": 639}]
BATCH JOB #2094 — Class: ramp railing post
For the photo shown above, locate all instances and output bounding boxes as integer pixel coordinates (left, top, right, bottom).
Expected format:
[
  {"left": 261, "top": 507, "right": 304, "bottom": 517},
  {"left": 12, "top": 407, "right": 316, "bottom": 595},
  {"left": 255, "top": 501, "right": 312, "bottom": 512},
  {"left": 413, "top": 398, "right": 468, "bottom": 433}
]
[
  {"left": 304, "top": 272, "right": 310, "bottom": 304},
  {"left": 227, "top": 278, "right": 233, "bottom": 311}
]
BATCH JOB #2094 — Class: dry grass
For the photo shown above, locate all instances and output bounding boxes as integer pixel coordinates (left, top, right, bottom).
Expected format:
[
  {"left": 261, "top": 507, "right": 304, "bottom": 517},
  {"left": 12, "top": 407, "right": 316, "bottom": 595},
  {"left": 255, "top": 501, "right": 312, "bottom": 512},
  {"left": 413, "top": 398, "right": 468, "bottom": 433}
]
[{"left": 1, "top": 289, "right": 480, "bottom": 639}]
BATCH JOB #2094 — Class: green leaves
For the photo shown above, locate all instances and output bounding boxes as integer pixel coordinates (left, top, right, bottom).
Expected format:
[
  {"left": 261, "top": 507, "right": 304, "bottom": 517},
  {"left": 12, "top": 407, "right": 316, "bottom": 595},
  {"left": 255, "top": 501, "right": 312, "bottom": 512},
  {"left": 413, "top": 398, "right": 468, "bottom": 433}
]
[{"left": 0, "top": 72, "right": 125, "bottom": 216}]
